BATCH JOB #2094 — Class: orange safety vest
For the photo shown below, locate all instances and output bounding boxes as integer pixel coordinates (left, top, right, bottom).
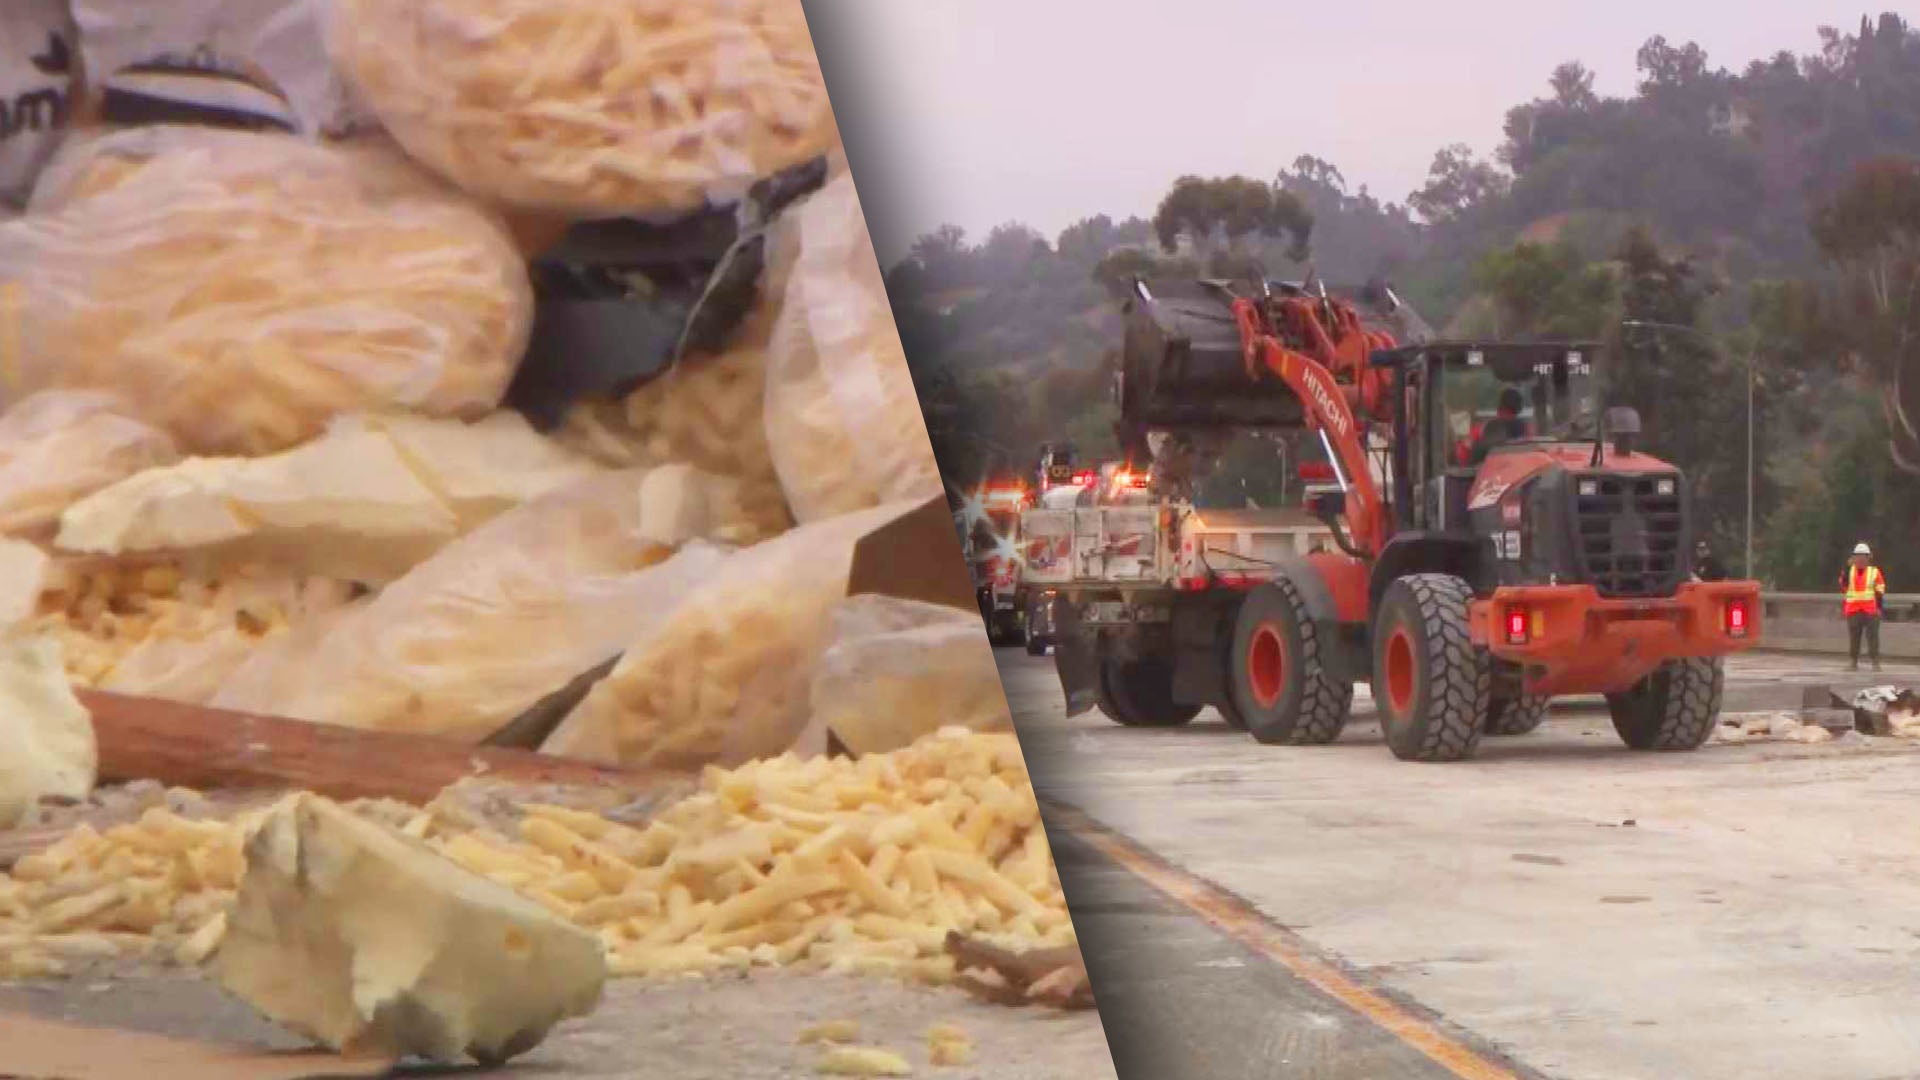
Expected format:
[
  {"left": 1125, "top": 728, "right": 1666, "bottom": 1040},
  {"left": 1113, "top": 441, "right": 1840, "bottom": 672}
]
[{"left": 1844, "top": 565, "right": 1886, "bottom": 616}]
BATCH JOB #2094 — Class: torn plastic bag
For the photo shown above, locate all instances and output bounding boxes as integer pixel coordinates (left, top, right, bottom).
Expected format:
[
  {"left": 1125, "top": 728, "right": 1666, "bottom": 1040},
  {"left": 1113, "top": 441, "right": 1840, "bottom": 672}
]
[
  {"left": 210, "top": 469, "right": 741, "bottom": 743},
  {"left": 325, "top": 0, "right": 835, "bottom": 217},
  {"left": 794, "top": 596, "right": 1013, "bottom": 759},
  {"left": 541, "top": 499, "right": 921, "bottom": 771},
  {"left": 763, "top": 174, "right": 943, "bottom": 522},
  {"left": 0, "top": 538, "right": 48, "bottom": 629},
  {"left": 29, "top": 559, "right": 358, "bottom": 696},
  {"left": 0, "top": 126, "right": 531, "bottom": 456},
  {"left": 0, "top": 633, "right": 95, "bottom": 829},
  {"left": 0, "top": 391, "right": 179, "bottom": 541},
  {"left": 57, "top": 411, "right": 602, "bottom": 585}
]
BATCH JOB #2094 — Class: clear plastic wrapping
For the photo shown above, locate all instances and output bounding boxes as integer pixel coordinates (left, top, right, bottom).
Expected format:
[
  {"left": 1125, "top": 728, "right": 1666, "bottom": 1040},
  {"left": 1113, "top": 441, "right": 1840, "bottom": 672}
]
[
  {"left": 541, "top": 499, "right": 919, "bottom": 771},
  {"left": 72, "top": 0, "right": 370, "bottom": 137},
  {"left": 763, "top": 175, "right": 943, "bottom": 522},
  {"left": 797, "top": 596, "right": 1014, "bottom": 757},
  {"left": 326, "top": 0, "right": 837, "bottom": 217},
  {"left": 555, "top": 345, "right": 792, "bottom": 541},
  {"left": 0, "top": 391, "right": 179, "bottom": 540},
  {"left": 0, "top": 126, "right": 533, "bottom": 456},
  {"left": 26, "top": 556, "right": 357, "bottom": 700},
  {"left": 56, "top": 411, "right": 602, "bottom": 585},
  {"left": 210, "top": 469, "right": 741, "bottom": 742}
]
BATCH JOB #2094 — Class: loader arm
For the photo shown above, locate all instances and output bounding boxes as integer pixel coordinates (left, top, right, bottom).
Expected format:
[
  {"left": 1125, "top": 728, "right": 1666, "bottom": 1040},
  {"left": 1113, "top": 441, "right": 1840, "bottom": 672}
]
[{"left": 1229, "top": 296, "right": 1389, "bottom": 556}]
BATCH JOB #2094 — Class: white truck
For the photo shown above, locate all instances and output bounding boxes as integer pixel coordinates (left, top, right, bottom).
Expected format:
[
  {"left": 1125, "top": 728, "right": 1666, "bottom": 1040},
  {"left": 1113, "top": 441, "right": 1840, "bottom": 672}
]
[{"left": 1018, "top": 469, "right": 1340, "bottom": 721}]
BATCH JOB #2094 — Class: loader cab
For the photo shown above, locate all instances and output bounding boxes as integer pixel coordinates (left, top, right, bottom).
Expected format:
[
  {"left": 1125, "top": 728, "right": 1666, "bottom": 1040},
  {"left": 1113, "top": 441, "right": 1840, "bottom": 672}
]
[{"left": 1378, "top": 342, "right": 1599, "bottom": 536}]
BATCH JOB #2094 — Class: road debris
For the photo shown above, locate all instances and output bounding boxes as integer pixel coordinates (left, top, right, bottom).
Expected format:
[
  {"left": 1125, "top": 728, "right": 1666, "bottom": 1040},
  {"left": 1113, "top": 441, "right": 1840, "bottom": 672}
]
[
  {"left": 215, "top": 793, "right": 606, "bottom": 1064},
  {"left": 815, "top": 1044, "right": 915, "bottom": 1076}
]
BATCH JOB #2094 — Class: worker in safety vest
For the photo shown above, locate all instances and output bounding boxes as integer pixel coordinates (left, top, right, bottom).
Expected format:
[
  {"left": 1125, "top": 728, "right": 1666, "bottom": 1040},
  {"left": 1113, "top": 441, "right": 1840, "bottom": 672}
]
[{"left": 1840, "top": 542, "right": 1887, "bottom": 671}]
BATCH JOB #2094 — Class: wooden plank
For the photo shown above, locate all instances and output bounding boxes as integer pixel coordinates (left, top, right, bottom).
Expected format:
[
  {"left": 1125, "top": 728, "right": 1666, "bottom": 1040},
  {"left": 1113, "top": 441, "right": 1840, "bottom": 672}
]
[{"left": 76, "top": 690, "right": 677, "bottom": 806}]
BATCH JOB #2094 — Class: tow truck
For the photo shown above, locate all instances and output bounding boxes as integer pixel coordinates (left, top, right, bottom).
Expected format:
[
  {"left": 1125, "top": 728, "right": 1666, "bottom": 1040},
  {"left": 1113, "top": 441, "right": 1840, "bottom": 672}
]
[{"left": 1032, "top": 276, "right": 1762, "bottom": 761}]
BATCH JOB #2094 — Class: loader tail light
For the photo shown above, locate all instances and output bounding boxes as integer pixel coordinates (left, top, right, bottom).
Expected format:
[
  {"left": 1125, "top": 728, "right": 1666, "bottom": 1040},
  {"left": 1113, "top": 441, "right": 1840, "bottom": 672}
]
[
  {"left": 1506, "top": 607, "right": 1529, "bottom": 645},
  {"left": 1726, "top": 598, "right": 1749, "bottom": 638}
]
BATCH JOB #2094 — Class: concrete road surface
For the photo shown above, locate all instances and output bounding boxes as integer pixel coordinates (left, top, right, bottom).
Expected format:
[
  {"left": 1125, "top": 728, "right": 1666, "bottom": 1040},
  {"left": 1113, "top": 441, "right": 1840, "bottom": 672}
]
[{"left": 1009, "top": 648, "right": 1920, "bottom": 1080}]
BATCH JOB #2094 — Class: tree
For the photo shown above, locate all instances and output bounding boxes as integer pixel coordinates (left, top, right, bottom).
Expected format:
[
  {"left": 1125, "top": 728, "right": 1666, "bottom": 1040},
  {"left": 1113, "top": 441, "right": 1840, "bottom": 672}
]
[
  {"left": 1634, "top": 36, "right": 1713, "bottom": 94},
  {"left": 910, "top": 224, "right": 972, "bottom": 285},
  {"left": 1408, "top": 144, "right": 1510, "bottom": 224},
  {"left": 1811, "top": 157, "right": 1920, "bottom": 472},
  {"left": 980, "top": 221, "right": 1050, "bottom": 278},
  {"left": 1470, "top": 240, "right": 1615, "bottom": 338},
  {"left": 1152, "top": 175, "right": 1312, "bottom": 262},
  {"left": 1056, "top": 214, "right": 1118, "bottom": 265},
  {"left": 1550, "top": 61, "right": 1599, "bottom": 109}
]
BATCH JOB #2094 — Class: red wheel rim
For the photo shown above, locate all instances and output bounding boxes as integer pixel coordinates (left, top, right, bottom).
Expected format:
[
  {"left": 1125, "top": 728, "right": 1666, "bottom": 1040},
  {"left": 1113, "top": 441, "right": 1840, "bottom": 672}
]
[
  {"left": 1248, "top": 623, "right": 1286, "bottom": 708},
  {"left": 1385, "top": 627, "right": 1417, "bottom": 715}
]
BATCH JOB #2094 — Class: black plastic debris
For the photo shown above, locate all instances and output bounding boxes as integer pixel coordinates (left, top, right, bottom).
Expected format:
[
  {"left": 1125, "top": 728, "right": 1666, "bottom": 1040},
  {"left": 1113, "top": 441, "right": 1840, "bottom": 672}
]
[{"left": 505, "top": 156, "right": 830, "bottom": 430}]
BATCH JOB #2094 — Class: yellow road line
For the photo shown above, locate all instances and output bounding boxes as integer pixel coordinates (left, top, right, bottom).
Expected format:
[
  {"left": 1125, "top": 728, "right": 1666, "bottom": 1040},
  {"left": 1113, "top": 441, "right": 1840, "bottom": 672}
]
[{"left": 1045, "top": 801, "right": 1526, "bottom": 1080}]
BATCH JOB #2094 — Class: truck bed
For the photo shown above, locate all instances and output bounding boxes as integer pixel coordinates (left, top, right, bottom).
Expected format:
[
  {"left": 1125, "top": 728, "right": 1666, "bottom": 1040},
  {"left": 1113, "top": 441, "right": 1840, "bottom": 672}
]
[{"left": 1022, "top": 504, "right": 1332, "bottom": 588}]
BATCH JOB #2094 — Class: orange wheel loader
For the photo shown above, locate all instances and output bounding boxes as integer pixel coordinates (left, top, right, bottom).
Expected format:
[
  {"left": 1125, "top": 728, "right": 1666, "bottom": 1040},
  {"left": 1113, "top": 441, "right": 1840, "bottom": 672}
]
[{"left": 1038, "top": 277, "right": 1762, "bottom": 761}]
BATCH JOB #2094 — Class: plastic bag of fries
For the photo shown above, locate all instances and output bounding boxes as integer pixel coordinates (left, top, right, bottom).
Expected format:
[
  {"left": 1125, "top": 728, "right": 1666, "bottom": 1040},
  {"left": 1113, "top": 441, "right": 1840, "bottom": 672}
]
[
  {"left": 0, "top": 125, "right": 532, "bottom": 456},
  {"left": 211, "top": 468, "right": 741, "bottom": 743},
  {"left": 559, "top": 345, "right": 792, "bottom": 541},
  {"left": 797, "top": 596, "right": 1014, "bottom": 757},
  {"left": 541, "top": 499, "right": 920, "bottom": 771},
  {"left": 0, "top": 391, "right": 178, "bottom": 540},
  {"left": 326, "top": 0, "right": 837, "bottom": 217},
  {"left": 763, "top": 175, "right": 943, "bottom": 522}
]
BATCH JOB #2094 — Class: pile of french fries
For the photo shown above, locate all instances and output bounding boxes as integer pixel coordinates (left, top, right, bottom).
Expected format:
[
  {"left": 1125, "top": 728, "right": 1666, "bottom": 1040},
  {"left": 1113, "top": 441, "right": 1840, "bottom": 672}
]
[{"left": 0, "top": 729, "right": 1072, "bottom": 985}]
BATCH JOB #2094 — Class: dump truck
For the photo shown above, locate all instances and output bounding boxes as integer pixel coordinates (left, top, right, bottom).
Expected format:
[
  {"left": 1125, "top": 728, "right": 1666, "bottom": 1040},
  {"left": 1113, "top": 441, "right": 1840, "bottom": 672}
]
[{"left": 1037, "top": 277, "right": 1763, "bottom": 761}]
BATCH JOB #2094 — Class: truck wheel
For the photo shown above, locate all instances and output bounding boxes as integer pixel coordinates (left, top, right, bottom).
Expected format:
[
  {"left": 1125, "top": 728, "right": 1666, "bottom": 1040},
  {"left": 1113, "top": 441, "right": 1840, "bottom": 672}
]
[
  {"left": 1372, "top": 574, "right": 1487, "bottom": 762},
  {"left": 1486, "top": 694, "right": 1550, "bottom": 736},
  {"left": 1216, "top": 699, "right": 1250, "bottom": 731},
  {"left": 1228, "top": 579, "right": 1353, "bottom": 746},
  {"left": 1606, "top": 658, "right": 1722, "bottom": 751},
  {"left": 1097, "top": 657, "right": 1200, "bottom": 728}
]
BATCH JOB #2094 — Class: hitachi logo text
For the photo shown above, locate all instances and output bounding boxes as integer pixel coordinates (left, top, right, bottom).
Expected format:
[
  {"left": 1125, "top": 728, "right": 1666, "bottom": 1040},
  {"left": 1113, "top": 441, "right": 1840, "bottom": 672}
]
[{"left": 1305, "top": 370, "right": 1349, "bottom": 439}]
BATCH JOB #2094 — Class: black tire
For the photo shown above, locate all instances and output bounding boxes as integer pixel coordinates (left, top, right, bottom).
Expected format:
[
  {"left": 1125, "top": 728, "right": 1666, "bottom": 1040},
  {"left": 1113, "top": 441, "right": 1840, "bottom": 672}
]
[
  {"left": 1097, "top": 656, "right": 1200, "bottom": 728},
  {"left": 1025, "top": 634, "right": 1049, "bottom": 657},
  {"left": 1486, "top": 694, "right": 1550, "bottom": 736},
  {"left": 1216, "top": 698, "right": 1251, "bottom": 731},
  {"left": 1606, "top": 658, "right": 1723, "bottom": 751},
  {"left": 1228, "top": 579, "right": 1353, "bottom": 746},
  {"left": 1372, "top": 574, "right": 1488, "bottom": 762}
]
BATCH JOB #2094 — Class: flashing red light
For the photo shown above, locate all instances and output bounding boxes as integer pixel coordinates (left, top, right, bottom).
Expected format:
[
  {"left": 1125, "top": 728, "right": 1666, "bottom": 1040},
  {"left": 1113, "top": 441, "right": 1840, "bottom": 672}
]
[
  {"left": 1726, "top": 598, "right": 1749, "bottom": 638},
  {"left": 1073, "top": 471, "right": 1096, "bottom": 486},
  {"left": 1506, "top": 607, "right": 1529, "bottom": 645},
  {"left": 1298, "top": 462, "right": 1337, "bottom": 483},
  {"left": 1115, "top": 470, "right": 1149, "bottom": 488}
]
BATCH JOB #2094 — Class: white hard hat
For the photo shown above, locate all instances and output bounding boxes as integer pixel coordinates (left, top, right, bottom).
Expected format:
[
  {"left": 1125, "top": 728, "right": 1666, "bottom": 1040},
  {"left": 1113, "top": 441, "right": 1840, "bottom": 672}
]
[{"left": 1854, "top": 542, "right": 1872, "bottom": 555}]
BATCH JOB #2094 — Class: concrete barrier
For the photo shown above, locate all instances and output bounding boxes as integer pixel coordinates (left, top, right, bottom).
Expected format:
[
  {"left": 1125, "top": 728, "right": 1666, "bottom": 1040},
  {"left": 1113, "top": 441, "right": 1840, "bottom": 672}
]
[{"left": 1759, "top": 592, "right": 1920, "bottom": 659}]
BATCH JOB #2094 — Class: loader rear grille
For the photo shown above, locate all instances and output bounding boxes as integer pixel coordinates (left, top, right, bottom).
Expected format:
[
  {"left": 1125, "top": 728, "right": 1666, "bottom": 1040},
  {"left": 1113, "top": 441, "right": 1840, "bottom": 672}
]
[{"left": 1571, "top": 474, "right": 1685, "bottom": 598}]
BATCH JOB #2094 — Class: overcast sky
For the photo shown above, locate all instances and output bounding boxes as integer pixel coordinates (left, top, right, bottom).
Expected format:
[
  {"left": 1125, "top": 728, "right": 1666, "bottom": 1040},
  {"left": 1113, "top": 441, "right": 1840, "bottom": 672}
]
[{"left": 803, "top": 0, "right": 1872, "bottom": 267}]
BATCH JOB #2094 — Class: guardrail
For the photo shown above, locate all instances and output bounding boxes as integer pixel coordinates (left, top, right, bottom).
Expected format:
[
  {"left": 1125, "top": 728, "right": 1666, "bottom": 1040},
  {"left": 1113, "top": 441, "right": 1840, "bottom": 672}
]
[{"left": 1759, "top": 592, "right": 1920, "bottom": 659}]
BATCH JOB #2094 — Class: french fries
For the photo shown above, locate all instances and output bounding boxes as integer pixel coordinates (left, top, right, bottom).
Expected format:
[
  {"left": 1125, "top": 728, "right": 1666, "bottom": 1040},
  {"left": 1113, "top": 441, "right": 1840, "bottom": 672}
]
[
  {"left": 0, "top": 128, "right": 531, "bottom": 456},
  {"left": 329, "top": 0, "right": 836, "bottom": 217},
  {"left": 0, "top": 731, "right": 1071, "bottom": 991}
]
